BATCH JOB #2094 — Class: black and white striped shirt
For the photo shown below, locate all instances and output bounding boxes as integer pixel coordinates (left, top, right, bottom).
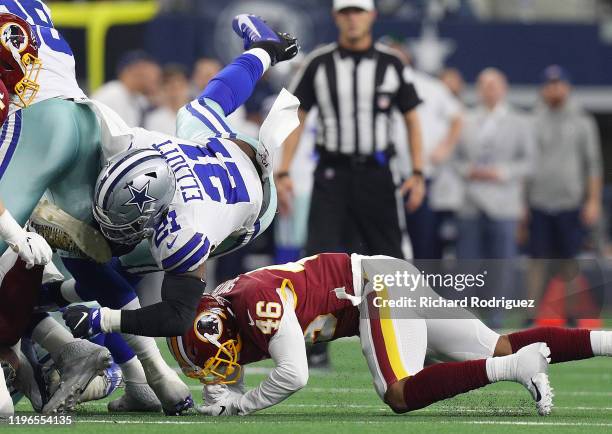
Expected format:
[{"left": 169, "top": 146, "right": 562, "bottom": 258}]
[{"left": 289, "top": 42, "right": 421, "bottom": 156}]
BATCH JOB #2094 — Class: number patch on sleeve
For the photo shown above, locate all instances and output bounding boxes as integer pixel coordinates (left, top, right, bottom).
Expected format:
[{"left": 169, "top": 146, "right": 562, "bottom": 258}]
[{"left": 254, "top": 301, "right": 282, "bottom": 335}]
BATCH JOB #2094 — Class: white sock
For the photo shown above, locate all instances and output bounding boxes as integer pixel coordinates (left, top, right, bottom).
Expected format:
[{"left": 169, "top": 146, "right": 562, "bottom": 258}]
[
  {"left": 31, "top": 316, "right": 76, "bottom": 354},
  {"left": 0, "top": 367, "right": 14, "bottom": 417},
  {"left": 245, "top": 48, "right": 272, "bottom": 72},
  {"left": 590, "top": 331, "right": 612, "bottom": 356},
  {"left": 119, "top": 298, "right": 161, "bottom": 362},
  {"left": 120, "top": 357, "right": 147, "bottom": 385},
  {"left": 140, "top": 353, "right": 175, "bottom": 383},
  {"left": 485, "top": 354, "right": 517, "bottom": 383},
  {"left": 60, "top": 279, "right": 83, "bottom": 303}
]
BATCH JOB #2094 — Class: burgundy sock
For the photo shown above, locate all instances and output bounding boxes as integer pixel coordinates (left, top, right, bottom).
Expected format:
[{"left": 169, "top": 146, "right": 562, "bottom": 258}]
[
  {"left": 402, "top": 359, "right": 490, "bottom": 412},
  {"left": 508, "top": 327, "right": 593, "bottom": 363}
]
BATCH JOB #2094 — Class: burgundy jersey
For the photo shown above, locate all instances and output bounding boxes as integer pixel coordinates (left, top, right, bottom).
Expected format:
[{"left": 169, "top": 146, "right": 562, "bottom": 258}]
[{"left": 212, "top": 253, "right": 359, "bottom": 364}]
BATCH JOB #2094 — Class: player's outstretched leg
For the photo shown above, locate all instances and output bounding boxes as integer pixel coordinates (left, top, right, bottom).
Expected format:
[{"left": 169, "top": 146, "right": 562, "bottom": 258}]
[
  {"left": 385, "top": 343, "right": 553, "bottom": 416},
  {"left": 495, "top": 327, "right": 612, "bottom": 362}
]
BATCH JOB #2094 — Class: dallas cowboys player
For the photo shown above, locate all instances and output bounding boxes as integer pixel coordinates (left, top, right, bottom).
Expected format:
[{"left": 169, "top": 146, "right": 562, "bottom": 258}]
[
  {"left": 0, "top": 1, "right": 194, "bottom": 415},
  {"left": 62, "top": 17, "right": 300, "bottom": 340}
]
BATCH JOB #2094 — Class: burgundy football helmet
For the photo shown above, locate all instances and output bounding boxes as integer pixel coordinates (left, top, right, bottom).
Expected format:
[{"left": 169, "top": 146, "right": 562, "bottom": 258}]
[
  {"left": 0, "top": 13, "right": 41, "bottom": 107},
  {"left": 167, "top": 294, "right": 243, "bottom": 384}
]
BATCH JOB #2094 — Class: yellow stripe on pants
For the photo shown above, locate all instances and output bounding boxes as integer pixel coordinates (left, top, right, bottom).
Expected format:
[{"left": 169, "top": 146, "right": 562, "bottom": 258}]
[{"left": 378, "top": 285, "right": 410, "bottom": 380}]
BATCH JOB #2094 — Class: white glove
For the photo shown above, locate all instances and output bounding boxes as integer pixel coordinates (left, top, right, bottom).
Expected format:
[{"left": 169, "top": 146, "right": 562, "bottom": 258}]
[
  {"left": 197, "top": 384, "right": 242, "bottom": 416},
  {"left": 196, "top": 402, "right": 240, "bottom": 416},
  {"left": 0, "top": 210, "right": 52, "bottom": 269}
]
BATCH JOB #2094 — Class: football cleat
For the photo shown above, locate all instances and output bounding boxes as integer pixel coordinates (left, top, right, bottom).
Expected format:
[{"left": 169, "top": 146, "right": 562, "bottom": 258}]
[
  {"left": 42, "top": 340, "right": 112, "bottom": 414},
  {"left": 30, "top": 200, "right": 111, "bottom": 264},
  {"left": 76, "top": 362, "right": 123, "bottom": 406},
  {"left": 14, "top": 339, "right": 48, "bottom": 413},
  {"left": 513, "top": 343, "right": 554, "bottom": 416},
  {"left": 108, "top": 382, "right": 162, "bottom": 413},
  {"left": 232, "top": 14, "right": 298, "bottom": 65}
]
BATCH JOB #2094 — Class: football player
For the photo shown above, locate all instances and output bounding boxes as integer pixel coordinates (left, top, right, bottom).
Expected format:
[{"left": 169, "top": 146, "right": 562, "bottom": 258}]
[
  {"left": 61, "top": 15, "right": 300, "bottom": 340},
  {"left": 0, "top": 3, "right": 186, "bottom": 414},
  {"left": 169, "top": 253, "right": 611, "bottom": 416}
]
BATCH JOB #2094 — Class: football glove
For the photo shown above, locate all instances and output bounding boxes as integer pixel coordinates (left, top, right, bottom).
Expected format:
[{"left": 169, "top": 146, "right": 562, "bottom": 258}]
[
  {"left": 0, "top": 209, "right": 52, "bottom": 269},
  {"left": 62, "top": 305, "right": 103, "bottom": 338},
  {"left": 197, "top": 384, "right": 242, "bottom": 416}
]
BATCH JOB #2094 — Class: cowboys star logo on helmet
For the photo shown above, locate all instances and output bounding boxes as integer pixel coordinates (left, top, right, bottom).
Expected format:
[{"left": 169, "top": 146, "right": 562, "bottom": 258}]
[{"left": 123, "top": 181, "right": 157, "bottom": 213}]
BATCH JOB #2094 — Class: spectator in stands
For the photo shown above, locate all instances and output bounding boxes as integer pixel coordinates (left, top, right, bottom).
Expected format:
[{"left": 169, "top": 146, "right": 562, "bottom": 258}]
[
  {"left": 92, "top": 51, "right": 161, "bottom": 127},
  {"left": 452, "top": 68, "right": 534, "bottom": 328},
  {"left": 440, "top": 67, "right": 465, "bottom": 100},
  {"left": 191, "top": 57, "right": 222, "bottom": 95},
  {"left": 525, "top": 65, "right": 603, "bottom": 323},
  {"left": 144, "top": 64, "right": 190, "bottom": 135},
  {"left": 385, "top": 40, "right": 463, "bottom": 259},
  {"left": 452, "top": 68, "right": 534, "bottom": 260}
]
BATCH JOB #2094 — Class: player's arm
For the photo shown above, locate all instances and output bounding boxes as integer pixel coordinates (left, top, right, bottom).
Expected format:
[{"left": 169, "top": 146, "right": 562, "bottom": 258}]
[
  {"left": 116, "top": 264, "right": 207, "bottom": 337},
  {"left": 198, "top": 303, "right": 308, "bottom": 416},
  {"left": 397, "top": 67, "right": 426, "bottom": 212},
  {"left": 64, "top": 264, "right": 207, "bottom": 338},
  {"left": 0, "top": 200, "right": 52, "bottom": 268}
]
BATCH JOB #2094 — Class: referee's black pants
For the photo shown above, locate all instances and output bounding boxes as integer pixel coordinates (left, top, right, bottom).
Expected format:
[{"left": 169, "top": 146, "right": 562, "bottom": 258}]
[{"left": 305, "top": 159, "right": 403, "bottom": 258}]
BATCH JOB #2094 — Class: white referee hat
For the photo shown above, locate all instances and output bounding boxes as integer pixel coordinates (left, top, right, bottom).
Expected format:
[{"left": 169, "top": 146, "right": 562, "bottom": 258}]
[{"left": 333, "top": 0, "right": 375, "bottom": 12}]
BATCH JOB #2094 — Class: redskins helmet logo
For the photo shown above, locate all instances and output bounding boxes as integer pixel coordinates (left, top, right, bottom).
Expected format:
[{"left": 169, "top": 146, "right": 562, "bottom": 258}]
[
  {"left": 0, "top": 22, "right": 28, "bottom": 53},
  {"left": 194, "top": 311, "right": 224, "bottom": 343}
]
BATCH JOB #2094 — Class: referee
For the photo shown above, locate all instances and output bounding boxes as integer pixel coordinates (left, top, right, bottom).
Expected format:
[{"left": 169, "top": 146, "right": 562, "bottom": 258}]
[
  {"left": 277, "top": 0, "right": 425, "bottom": 368},
  {"left": 278, "top": 0, "right": 425, "bottom": 259}
]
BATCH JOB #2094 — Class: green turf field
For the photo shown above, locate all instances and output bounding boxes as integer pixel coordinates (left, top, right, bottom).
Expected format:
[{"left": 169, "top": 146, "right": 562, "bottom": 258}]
[{"left": 5, "top": 338, "right": 611, "bottom": 433}]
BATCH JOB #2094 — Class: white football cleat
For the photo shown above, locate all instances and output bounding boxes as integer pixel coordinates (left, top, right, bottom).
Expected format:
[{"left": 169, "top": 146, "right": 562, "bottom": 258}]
[
  {"left": 30, "top": 200, "right": 111, "bottom": 264},
  {"left": 513, "top": 342, "right": 554, "bottom": 416},
  {"left": 108, "top": 382, "right": 162, "bottom": 413}
]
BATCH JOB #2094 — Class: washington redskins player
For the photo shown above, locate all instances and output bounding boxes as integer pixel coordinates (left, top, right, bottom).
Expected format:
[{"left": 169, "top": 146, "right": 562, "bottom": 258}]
[{"left": 170, "top": 254, "right": 609, "bottom": 416}]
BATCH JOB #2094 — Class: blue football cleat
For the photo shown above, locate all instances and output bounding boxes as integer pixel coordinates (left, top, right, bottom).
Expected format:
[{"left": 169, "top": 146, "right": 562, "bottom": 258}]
[
  {"left": 232, "top": 14, "right": 299, "bottom": 65},
  {"left": 163, "top": 395, "right": 194, "bottom": 416},
  {"left": 232, "top": 14, "right": 281, "bottom": 49}
]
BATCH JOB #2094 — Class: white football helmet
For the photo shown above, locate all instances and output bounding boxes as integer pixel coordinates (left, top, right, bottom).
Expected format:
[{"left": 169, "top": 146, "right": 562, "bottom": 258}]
[{"left": 93, "top": 148, "right": 176, "bottom": 245}]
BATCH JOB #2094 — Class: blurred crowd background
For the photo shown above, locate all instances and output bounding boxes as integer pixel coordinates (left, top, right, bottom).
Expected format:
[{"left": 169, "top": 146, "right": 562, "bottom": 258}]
[{"left": 44, "top": 0, "right": 612, "bottom": 325}]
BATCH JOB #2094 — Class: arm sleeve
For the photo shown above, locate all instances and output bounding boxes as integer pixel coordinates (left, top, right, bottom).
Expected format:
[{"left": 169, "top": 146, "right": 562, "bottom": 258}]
[
  {"left": 120, "top": 273, "right": 205, "bottom": 337},
  {"left": 236, "top": 304, "right": 308, "bottom": 415},
  {"left": 288, "top": 56, "right": 318, "bottom": 112},
  {"left": 398, "top": 67, "right": 422, "bottom": 114}
]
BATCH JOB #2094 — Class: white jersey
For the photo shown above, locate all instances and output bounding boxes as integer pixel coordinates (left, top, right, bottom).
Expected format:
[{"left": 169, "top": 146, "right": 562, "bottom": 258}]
[
  {"left": 130, "top": 128, "right": 263, "bottom": 274},
  {"left": 0, "top": 0, "right": 85, "bottom": 110}
]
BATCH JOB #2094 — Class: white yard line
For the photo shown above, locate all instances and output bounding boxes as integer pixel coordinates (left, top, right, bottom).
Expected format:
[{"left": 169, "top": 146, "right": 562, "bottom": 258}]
[
  {"left": 186, "top": 385, "right": 612, "bottom": 397},
  {"left": 72, "top": 420, "right": 612, "bottom": 427}
]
